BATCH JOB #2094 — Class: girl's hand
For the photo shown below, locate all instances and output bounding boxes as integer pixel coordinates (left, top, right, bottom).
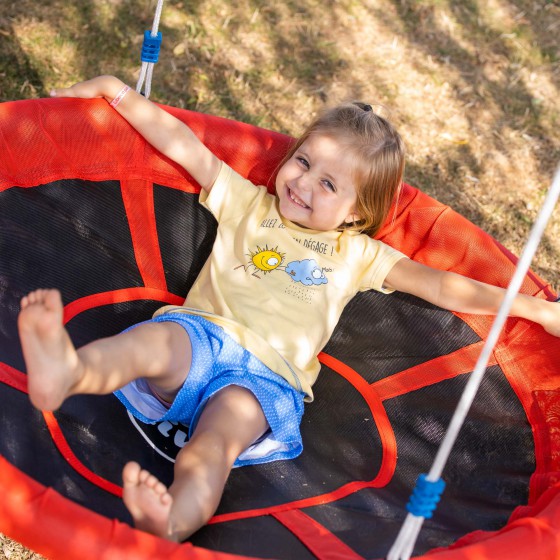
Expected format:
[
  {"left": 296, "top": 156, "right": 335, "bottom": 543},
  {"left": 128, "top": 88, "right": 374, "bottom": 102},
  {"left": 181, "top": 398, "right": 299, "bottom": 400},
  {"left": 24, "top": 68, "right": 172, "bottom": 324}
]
[{"left": 50, "top": 75, "right": 124, "bottom": 103}]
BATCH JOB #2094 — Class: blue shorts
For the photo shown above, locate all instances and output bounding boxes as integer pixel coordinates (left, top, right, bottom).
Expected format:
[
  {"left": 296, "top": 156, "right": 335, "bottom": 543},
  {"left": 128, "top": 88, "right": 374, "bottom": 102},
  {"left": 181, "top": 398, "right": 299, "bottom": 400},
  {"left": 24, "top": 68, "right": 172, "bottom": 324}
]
[{"left": 114, "top": 313, "right": 305, "bottom": 467}]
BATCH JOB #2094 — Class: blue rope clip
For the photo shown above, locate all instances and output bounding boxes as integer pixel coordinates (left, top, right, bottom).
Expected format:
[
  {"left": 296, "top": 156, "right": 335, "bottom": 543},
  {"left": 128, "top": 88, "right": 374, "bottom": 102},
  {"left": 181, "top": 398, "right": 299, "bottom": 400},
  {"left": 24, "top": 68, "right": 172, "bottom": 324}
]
[
  {"left": 141, "top": 30, "right": 162, "bottom": 63},
  {"left": 406, "top": 474, "right": 446, "bottom": 519}
]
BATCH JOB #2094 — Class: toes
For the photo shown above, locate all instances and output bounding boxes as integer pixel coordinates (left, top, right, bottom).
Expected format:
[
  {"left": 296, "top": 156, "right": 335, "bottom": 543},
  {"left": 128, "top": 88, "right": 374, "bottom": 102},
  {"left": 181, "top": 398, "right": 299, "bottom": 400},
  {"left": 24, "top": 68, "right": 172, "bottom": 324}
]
[
  {"left": 50, "top": 88, "right": 73, "bottom": 98},
  {"left": 154, "top": 480, "right": 168, "bottom": 497},
  {"left": 122, "top": 462, "right": 170, "bottom": 504},
  {"left": 122, "top": 461, "right": 142, "bottom": 485},
  {"left": 31, "top": 290, "right": 44, "bottom": 303},
  {"left": 141, "top": 475, "right": 169, "bottom": 498},
  {"left": 21, "top": 289, "right": 47, "bottom": 308},
  {"left": 44, "top": 289, "right": 62, "bottom": 309},
  {"left": 142, "top": 472, "right": 157, "bottom": 488},
  {"left": 160, "top": 491, "right": 173, "bottom": 506},
  {"left": 138, "top": 469, "right": 151, "bottom": 484},
  {"left": 21, "top": 291, "right": 38, "bottom": 309}
]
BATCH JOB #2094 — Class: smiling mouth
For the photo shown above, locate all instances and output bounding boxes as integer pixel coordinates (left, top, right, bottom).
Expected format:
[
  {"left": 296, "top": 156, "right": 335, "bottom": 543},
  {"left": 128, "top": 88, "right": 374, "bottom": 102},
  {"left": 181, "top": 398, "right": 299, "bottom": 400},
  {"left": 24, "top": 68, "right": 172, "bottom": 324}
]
[{"left": 288, "top": 188, "right": 310, "bottom": 209}]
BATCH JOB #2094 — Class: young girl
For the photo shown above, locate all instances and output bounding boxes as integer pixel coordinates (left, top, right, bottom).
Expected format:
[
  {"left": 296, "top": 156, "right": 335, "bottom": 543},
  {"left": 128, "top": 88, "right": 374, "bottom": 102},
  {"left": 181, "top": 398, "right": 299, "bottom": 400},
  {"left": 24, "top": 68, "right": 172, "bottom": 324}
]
[{"left": 18, "top": 75, "right": 560, "bottom": 543}]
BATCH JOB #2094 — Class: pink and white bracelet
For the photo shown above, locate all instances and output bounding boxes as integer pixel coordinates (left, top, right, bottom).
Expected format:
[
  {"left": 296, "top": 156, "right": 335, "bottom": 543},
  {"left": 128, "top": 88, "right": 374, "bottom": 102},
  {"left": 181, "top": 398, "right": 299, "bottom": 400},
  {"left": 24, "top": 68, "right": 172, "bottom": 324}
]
[{"left": 109, "top": 85, "right": 131, "bottom": 108}]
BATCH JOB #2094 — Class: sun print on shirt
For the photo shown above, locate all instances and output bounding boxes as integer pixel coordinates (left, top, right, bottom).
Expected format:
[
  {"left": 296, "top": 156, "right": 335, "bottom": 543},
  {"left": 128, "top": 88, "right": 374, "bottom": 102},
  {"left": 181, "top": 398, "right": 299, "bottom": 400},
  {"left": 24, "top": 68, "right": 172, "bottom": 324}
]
[
  {"left": 235, "top": 245, "right": 286, "bottom": 278},
  {"left": 234, "top": 245, "right": 328, "bottom": 287}
]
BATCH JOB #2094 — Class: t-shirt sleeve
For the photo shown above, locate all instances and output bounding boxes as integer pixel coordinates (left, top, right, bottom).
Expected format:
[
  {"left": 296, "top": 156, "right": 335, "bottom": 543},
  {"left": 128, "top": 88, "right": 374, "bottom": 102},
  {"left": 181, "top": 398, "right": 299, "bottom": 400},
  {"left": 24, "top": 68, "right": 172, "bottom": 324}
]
[
  {"left": 199, "top": 162, "right": 264, "bottom": 222},
  {"left": 357, "top": 238, "right": 408, "bottom": 294}
]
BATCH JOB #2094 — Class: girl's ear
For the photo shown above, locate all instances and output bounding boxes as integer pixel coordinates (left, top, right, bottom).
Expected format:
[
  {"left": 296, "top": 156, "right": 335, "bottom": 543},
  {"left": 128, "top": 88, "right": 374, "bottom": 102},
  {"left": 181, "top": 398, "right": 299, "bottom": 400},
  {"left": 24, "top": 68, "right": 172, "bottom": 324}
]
[{"left": 344, "top": 211, "right": 361, "bottom": 224}]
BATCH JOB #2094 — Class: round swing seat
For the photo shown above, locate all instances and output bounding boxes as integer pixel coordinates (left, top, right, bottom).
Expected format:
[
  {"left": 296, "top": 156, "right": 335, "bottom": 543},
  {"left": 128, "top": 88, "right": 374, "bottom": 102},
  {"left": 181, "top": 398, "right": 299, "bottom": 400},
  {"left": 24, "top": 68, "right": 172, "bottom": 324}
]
[{"left": 0, "top": 97, "right": 559, "bottom": 560}]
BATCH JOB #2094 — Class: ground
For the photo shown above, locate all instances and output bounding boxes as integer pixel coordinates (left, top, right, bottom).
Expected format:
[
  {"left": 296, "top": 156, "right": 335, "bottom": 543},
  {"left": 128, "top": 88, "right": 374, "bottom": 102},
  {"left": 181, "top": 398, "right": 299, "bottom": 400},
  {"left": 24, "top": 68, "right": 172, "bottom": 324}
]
[{"left": 0, "top": 0, "right": 559, "bottom": 557}]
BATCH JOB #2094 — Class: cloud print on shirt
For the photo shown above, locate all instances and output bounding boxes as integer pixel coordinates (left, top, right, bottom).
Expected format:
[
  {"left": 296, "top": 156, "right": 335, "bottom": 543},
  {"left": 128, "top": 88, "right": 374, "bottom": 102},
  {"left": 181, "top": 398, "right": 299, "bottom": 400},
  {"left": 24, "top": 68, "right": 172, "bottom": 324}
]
[{"left": 285, "top": 259, "right": 328, "bottom": 286}]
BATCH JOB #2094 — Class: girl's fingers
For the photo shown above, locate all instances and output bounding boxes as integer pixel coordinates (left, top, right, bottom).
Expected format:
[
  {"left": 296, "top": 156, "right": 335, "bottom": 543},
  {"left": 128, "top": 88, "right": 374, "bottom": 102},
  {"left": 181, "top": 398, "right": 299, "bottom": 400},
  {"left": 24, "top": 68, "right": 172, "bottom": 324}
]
[
  {"left": 49, "top": 77, "right": 120, "bottom": 101},
  {"left": 50, "top": 87, "right": 78, "bottom": 98},
  {"left": 50, "top": 82, "right": 103, "bottom": 99}
]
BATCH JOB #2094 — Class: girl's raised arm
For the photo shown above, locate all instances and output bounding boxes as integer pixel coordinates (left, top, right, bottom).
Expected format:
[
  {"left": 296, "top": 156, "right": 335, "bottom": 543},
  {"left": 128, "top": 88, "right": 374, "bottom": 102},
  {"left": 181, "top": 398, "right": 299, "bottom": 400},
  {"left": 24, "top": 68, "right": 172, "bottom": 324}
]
[
  {"left": 384, "top": 258, "right": 560, "bottom": 337},
  {"left": 50, "top": 75, "right": 221, "bottom": 192}
]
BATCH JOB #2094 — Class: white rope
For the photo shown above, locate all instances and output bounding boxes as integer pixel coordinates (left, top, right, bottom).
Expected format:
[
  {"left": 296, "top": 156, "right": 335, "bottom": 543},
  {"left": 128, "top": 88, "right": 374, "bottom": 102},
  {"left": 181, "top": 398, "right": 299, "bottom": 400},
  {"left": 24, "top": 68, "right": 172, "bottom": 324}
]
[
  {"left": 136, "top": 0, "right": 165, "bottom": 99},
  {"left": 388, "top": 163, "right": 560, "bottom": 560}
]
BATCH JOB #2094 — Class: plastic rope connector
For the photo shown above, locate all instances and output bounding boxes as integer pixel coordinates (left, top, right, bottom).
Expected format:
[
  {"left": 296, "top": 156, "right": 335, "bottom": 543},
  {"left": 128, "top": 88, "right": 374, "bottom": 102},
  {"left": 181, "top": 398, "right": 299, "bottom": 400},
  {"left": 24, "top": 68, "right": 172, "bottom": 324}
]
[
  {"left": 141, "top": 31, "right": 162, "bottom": 63},
  {"left": 406, "top": 474, "right": 446, "bottom": 519}
]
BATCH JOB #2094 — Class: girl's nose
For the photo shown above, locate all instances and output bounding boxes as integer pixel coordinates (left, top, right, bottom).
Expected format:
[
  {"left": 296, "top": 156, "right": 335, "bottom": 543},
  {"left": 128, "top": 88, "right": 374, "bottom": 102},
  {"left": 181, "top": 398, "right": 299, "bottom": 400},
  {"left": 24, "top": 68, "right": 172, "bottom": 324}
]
[{"left": 296, "top": 172, "right": 313, "bottom": 192}]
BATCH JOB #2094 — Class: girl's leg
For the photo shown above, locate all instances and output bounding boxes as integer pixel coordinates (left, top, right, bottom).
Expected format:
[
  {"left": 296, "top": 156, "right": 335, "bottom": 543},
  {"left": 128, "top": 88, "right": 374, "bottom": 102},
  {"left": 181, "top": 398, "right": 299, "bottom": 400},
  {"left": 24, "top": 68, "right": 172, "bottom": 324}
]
[
  {"left": 122, "top": 384, "right": 268, "bottom": 541},
  {"left": 18, "top": 289, "right": 192, "bottom": 411}
]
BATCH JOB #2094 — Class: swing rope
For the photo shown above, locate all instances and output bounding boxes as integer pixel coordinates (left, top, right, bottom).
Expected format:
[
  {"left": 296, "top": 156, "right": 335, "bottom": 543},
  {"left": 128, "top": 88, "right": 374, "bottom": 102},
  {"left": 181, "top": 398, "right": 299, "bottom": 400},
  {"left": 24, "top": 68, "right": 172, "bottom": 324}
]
[
  {"left": 388, "top": 163, "right": 560, "bottom": 560},
  {"left": 136, "top": 0, "right": 165, "bottom": 99}
]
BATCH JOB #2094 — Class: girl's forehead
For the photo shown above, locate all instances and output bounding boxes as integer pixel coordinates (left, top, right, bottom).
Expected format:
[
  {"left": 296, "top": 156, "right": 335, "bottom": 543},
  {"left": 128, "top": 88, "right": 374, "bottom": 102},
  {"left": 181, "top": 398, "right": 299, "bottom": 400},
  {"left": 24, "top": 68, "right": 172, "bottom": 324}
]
[
  {"left": 300, "top": 133, "right": 356, "bottom": 163},
  {"left": 303, "top": 133, "right": 358, "bottom": 165},
  {"left": 301, "top": 132, "right": 342, "bottom": 151}
]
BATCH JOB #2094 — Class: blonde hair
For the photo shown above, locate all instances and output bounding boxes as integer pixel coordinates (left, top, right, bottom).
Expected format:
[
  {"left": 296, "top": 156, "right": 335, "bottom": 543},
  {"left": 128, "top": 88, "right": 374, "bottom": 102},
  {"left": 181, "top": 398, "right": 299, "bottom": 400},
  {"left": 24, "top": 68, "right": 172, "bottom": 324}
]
[{"left": 280, "top": 102, "right": 405, "bottom": 237}]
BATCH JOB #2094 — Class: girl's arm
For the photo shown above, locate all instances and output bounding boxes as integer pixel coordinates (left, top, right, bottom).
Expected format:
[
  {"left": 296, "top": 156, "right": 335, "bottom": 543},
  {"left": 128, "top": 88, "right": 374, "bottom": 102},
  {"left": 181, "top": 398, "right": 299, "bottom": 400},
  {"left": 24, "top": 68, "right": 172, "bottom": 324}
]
[
  {"left": 384, "top": 258, "right": 560, "bottom": 337},
  {"left": 50, "top": 75, "right": 221, "bottom": 192}
]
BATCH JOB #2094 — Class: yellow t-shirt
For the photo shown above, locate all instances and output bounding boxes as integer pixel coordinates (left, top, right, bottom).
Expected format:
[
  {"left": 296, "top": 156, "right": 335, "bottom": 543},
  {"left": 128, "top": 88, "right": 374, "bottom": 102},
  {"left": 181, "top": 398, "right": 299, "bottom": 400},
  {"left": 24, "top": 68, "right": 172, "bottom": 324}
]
[{"left": 156, "top": 163, "right": 407, "bottom": 400}]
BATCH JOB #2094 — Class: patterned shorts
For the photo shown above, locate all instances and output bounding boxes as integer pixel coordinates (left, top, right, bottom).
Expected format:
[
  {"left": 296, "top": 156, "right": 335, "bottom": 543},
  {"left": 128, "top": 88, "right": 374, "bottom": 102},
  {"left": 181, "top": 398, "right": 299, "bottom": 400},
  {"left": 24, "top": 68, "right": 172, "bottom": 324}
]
[{"left": 114, "top": 312, "right": 305, "bottom": 467}]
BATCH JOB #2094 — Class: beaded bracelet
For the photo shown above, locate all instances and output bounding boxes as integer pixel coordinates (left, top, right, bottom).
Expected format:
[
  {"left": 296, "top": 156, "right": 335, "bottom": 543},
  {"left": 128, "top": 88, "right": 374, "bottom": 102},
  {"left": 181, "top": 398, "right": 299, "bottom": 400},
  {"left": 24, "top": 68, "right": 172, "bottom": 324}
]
[{"left": 110, "top": 85, "right": 131, "bottom": 108}]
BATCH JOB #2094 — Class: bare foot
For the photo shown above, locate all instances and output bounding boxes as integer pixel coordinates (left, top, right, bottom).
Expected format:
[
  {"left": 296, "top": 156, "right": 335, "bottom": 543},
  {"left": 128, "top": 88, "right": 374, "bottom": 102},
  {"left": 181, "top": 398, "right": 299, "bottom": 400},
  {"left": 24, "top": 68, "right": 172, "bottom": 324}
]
[
  {"left": 18, "top": 289, "right": 82, "bottom": 411},
  {"left": 122, "top": 461, "right": 173, "bottom": 540}
]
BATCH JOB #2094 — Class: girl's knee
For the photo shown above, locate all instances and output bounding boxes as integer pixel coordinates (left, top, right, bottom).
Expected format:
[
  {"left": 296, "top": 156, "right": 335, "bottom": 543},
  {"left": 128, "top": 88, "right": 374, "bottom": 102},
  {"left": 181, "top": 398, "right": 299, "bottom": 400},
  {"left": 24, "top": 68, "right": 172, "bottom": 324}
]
[
  {"left": 189, "top": 386, "right": 268, "bottom": 461},
  {"left": 202, "top": 386, "right": 267, "bottom": 428}
]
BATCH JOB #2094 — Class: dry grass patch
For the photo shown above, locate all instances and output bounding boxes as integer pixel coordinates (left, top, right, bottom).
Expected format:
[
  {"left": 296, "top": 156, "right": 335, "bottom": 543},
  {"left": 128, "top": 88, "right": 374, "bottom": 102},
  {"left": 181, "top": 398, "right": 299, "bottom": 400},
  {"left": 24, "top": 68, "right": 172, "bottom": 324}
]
[{"left": 0, "top": 535, "right": 44, "bottom": 560}]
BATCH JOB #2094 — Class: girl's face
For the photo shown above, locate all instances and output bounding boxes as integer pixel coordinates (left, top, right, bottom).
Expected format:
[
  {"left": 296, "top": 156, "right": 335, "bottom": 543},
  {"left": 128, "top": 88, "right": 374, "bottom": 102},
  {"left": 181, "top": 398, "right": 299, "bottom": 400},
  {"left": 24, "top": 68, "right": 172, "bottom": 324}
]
[{"left": 275, "top": 134, "right": 360, "bottom": 231}]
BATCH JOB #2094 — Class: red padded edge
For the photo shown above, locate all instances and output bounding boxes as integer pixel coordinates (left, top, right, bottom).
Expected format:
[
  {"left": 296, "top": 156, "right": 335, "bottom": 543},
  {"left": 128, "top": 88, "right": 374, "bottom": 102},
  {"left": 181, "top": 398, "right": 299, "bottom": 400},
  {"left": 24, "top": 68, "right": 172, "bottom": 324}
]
[
  {"left": 416, "top": 482, "right": 560, "bottom": 559},
  {"left": 0, "top": 456, "right": 249, "bottom": 560}
]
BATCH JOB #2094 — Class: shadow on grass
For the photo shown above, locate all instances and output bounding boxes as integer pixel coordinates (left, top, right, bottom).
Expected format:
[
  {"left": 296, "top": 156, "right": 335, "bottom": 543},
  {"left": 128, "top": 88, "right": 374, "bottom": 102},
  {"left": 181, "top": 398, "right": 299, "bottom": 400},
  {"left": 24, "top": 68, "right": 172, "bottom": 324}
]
[
  {"left": 368, "top": 0, "right": 559, "bottom": 284},
  {"left": 0, "top": 20, "right": 47, "bottom": 101}
]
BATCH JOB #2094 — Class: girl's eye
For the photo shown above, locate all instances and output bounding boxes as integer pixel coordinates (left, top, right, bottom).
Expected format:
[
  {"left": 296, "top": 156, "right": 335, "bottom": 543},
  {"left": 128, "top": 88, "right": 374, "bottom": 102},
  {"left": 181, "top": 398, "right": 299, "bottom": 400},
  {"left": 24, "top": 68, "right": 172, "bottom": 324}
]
[
  {"left": 296, "top": 156, "right": 309, "bottom": 169},
  {"left": 323, "top": 180, "right": 336, "bottom": 192}
]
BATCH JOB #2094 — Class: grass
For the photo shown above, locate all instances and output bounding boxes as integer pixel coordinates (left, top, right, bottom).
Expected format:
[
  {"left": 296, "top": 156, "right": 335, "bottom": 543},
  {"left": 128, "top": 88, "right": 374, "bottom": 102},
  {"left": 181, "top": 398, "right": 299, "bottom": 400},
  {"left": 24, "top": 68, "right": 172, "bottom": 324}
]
[
  {"left": 0, "top": 0, "right": 559, "bottom": 557},
  {"left": 0, "top": 535, "right": 43, "bottom": 560}
]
